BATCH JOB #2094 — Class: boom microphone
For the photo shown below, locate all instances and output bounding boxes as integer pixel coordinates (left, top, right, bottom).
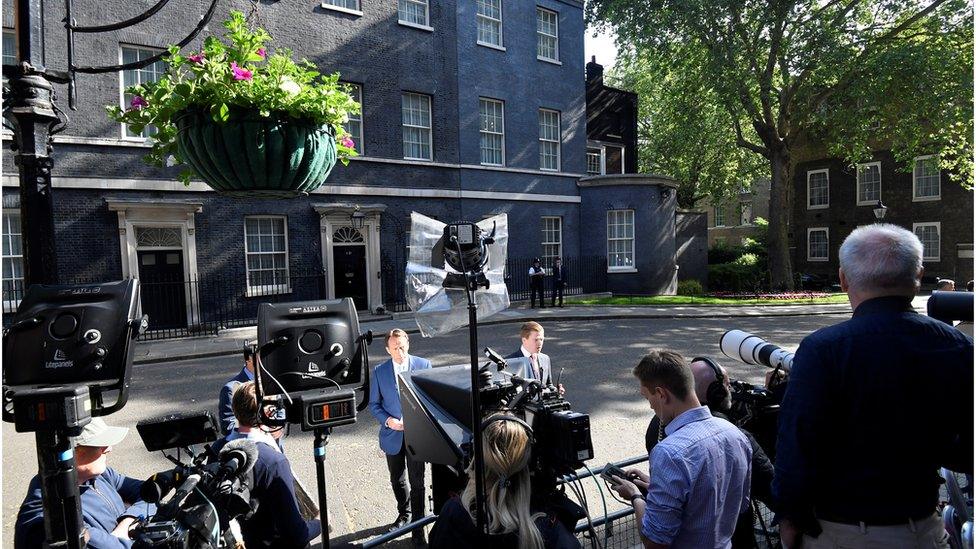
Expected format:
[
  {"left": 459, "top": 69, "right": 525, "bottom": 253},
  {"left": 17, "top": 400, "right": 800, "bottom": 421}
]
[{"left": 217, "top": 439, "right": 259, "bottom": 481}]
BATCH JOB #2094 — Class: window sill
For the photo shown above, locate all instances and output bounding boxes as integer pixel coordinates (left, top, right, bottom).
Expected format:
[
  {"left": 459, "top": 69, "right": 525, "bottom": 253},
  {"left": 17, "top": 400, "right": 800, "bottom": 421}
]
[
  {"left": 398, "top": 20, "right": 434, "bottom": 32},
  {"left": 246, "top": 285, "right": 293, "bottom": 298},
  {"left": 480, "top": 162, "right": 505, "bottom": 167},
  {"left": 856, "top": 200, "right": 880, "bottom": 206},
  {"left": 321, "top": 3, "right": 363, "bottom": 17},
  {"left": 477, "top": 41, "right": 506, "bottom": 52},
  {"left": 539, "top": 167, "right": 559, "bottom": 173},
  {"left": 607, "top": 267, "right": 638, "bottom": 274},
  {"left": 807, "top": 204, "right": 829, "bottom": 210},
  {"left": 537, "top": 56, "right": 561, "bottom": 65},
  {"left": 922, "top": 258, "right": 941, "bottom": 263},
  {"left": 807, "top": 258, "right": 828, "bottom": 262},
  {"left": 912, "top": 195, "right": 941, "bottom": 202},
  {"left": 403, "top": 156, "right": 433, "bottom": 162}
]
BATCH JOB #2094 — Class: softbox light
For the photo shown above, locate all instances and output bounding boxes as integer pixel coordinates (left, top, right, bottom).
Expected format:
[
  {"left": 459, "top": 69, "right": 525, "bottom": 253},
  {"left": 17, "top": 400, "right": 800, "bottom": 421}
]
[{"left": 404, "top": 212, "right": 510, "bottom": 337}]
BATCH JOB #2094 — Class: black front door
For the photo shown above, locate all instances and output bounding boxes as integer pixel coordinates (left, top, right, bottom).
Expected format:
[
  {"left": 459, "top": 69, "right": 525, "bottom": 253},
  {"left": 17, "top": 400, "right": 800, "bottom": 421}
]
[
  {"left": 137, "top": 250, "right": 188, "bottom": 329},
  {"left": 333, "top": 245, "right": 367, "bottom": 310}
]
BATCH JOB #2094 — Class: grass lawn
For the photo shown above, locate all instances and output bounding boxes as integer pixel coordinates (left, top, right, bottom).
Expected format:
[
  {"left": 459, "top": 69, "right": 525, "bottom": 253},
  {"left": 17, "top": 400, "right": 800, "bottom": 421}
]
[{"left": 565, "top": 293, "right": 850, "bottom": 306}]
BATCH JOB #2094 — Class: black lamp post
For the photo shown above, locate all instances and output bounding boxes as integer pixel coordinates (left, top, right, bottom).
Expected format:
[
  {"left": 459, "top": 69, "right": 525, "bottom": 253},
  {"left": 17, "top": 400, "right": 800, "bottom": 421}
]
[
  {"left": 2, "top": 2, "right": 217, "bottom": 547},
  {"left": 873, "top": 200, "right": 888, "bottom": 222}
]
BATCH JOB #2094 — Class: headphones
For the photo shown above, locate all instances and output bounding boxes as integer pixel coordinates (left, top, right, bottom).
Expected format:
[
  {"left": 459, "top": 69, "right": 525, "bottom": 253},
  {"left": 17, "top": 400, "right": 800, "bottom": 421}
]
[
  {"left": 480, "top": 414, "right": 535, "bottom": 444},
  {"left": 693, "top": 356, "right": 729, "bottom": 407}
]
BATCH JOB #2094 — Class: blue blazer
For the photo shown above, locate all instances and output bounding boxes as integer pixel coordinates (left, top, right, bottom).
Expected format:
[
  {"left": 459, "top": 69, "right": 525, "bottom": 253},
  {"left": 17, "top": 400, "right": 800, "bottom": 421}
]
[
  {"left": 368, "top": 355, "right": 432, "bottom": 455},
  {"left": 218, "top": 367, "right": 252, "bottom": 435}
]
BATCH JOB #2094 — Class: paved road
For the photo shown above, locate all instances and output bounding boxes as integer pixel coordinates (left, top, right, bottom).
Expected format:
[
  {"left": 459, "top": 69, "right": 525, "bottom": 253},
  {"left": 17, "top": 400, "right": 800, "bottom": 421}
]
[{"left": 2, "top": 314, "right": 847, "bottom": 547}]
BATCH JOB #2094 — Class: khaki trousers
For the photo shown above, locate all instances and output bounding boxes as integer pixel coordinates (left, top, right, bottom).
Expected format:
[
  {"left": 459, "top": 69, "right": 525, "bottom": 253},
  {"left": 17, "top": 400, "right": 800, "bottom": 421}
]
[{"left": 801, "top": 514, "right": 949, "bottom": 549}]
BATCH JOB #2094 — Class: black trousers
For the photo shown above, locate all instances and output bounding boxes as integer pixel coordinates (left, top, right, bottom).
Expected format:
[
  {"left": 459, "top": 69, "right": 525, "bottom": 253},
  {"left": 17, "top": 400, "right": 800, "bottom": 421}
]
[
  {"left": 530, "top": 280, "right": 545, "bottom": 307},
  {"left": 551, "top": 280, "right": 564, "bottom": 306},
  {"left": 386, "top": 443, "right": 426, "bottom": 520}
]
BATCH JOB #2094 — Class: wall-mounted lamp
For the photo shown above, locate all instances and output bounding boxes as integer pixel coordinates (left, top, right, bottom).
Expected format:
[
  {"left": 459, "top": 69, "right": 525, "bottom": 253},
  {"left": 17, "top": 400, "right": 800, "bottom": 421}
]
[
  {"left": 350, "top": 206, "right": 366, "bottom": 229},
  {"left": 872, "top": 200, "right": 888, "bottom": 223}
]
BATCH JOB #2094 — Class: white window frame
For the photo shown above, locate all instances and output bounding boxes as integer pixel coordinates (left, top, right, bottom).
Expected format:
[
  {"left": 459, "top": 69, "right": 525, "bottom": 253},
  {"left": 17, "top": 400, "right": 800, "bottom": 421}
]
[
  {"left": 541, "top": 216, "right": 562, "bottom": 268},
  {"left": 539, "top": 108, "right": 561, "bottom": 172},
  {"left": 912, "top": 155, "right": 941, "bottom": 202},
  {"left": 2, "top": 209, "right": 24, "bottom": 313},
  {"left": 119, "top": 44, "right": 166, "bottom": 140},
  {"left": 398, "top": 0, "right": 431, "bottom": 29},
  {"left": 856, "top": 161, "right": 882, "bottom": 206},
  {"left": 477, "top": 0, "right": 504, "bottom": 50},
  {"left": 807, "top": 168, "right": 829, "bottom": 209},
  {"left": 714, "top": 205, "right": 726, "bottom": 227},
  {"left": 479, "top": 97, "right": 505, "bottom": 166},
  {"left": 243, "top": 215, "right": 291, "bottom": 297},
  {"left": 807, "top": 227, "right": 829, "bottom": 262},
  {"left": 913, "top": 222, "right": 941, "bottom": 262},
  {"left": 321, "top": 0, "right": 362, "bottom": 16},
  {"left": 536, "top": 7, "right": 559, "bottom": 63},
  {"left": 607, "top": 209, "right": 636, "bottom": 272},
  {"left": 586, "top": 148, "right": 602, "bottom": 175},
  {"left": 3, "top": 29, "right": 17, "bottom": 66},
  {"left": 342, "top": 83, "right": 364, "bottom": 155},
  {"left": 402, "top": 92, "right": 433, "bottom": 161}
]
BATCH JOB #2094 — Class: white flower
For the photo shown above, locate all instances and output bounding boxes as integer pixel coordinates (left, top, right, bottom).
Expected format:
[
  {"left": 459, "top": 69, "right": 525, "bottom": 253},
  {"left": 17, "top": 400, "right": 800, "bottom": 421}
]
[
  {"left": 166, "top": 155, "right": 177, "bottom": 167},
  {"left": 279, "top": 77, "right": 301, "bottom": 97}
]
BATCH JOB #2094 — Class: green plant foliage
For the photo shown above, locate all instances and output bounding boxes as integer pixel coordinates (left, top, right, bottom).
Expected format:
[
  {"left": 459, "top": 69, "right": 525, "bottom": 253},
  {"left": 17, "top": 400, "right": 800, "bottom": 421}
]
[
  {"left": 676, "top": 279, "right": 704, "bottom": 296},
  {"left": 588, "top": 0, "right": 974, "bottom": 288},
  {"left": 708, "top": 262, "right": 764, "bottom": 293},
  {"left": 106, "top": 11, "right": 360, "bottom": 185}
]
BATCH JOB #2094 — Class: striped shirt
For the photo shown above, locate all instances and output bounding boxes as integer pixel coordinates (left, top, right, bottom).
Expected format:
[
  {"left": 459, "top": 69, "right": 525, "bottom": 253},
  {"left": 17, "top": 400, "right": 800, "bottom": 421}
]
[{"left": 642, "top": 406, "right": 752, "bottom": 549}]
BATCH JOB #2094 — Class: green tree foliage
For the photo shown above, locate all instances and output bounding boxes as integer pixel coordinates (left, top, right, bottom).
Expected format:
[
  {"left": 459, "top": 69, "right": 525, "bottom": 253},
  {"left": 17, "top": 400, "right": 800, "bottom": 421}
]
[
  {"left": 611, "top": 46, "right": 767, "bottom": 209},
  {"left": 588, "top": 0, "right": 974, "bottom": 288}
]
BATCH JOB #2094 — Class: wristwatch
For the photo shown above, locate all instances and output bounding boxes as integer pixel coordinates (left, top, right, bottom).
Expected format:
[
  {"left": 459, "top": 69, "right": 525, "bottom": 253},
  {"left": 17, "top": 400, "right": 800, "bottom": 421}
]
[{"left": 630, "top": 494, "right": 643, "bottom": 506}]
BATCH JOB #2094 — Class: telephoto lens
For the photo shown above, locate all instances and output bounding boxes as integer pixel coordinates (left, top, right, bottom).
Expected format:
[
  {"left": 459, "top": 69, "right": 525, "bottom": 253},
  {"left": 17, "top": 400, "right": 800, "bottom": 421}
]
[{"left": 720, "top": 330, "right": 795, "bottom": 373}]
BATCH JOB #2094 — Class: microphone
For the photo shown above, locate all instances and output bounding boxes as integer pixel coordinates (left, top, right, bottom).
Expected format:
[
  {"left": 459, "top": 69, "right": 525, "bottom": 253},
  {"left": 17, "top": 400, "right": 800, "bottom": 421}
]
[{"left": 217, "top": 439, "right": 259, "bottom": 482}]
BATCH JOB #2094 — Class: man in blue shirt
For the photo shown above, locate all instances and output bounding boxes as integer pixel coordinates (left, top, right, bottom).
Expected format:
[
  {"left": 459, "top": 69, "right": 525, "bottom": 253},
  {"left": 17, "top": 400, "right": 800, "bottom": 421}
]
[
  {"left": 774, "top": 223, "right": 972, "bottom": 548},
  {"left": 15, "top": 418, "right": 155, "bottom": 549},
  {"left": 368, "top": 328, "right": 432, "bottom": 544},
  {"left": 611, "top": 350, "right": 752, "bottom": 549}
]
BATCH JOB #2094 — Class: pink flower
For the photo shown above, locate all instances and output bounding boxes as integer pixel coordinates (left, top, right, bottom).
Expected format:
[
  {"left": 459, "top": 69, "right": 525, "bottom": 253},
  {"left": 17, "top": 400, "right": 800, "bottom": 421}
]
[
  {"left": 257, "top": 48, "right": 267, "bottom": 59},
  {"left": 230, "top": 62, "right": 253, "bottom": 81},
  {"left": 340, "top": 136, "right": 355, "bottom": 149},
  {"left": 188, "top": 52, "right": 205, "bottom": 64},
  {"left": 129, "top": 95, "right": 148, "bottom": 110}
]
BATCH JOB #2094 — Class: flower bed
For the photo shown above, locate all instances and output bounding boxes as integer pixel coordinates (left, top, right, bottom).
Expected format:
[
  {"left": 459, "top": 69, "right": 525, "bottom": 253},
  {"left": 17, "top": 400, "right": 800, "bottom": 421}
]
[{"left": 707, "top": 291, "right": 837, "bottom": 300}]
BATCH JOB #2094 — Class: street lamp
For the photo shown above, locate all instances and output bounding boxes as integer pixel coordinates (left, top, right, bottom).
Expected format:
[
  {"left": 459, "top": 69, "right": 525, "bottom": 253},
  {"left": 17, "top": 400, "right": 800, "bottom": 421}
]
[
  {"left": 350, "top": 206, "right": 366, "bottom": 229},
  {"left": 873, "top": 200, "right": 888, "bottom": 222}
]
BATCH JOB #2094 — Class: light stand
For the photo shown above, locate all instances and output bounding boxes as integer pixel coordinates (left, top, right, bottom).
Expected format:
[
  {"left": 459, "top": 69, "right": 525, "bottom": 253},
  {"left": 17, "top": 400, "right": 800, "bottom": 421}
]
[{"left": 441, "top": 226, "right": 494, "bottom": 534}]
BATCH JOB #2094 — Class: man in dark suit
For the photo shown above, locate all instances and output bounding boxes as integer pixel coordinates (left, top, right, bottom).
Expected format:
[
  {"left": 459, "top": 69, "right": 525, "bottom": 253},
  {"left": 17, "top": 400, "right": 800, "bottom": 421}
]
[
  {"left": 551, "top": 257, "right": 565, "bottom": 307},
  {"left": 504, "top": 321, "right": 563, "bottom": 393},
  {"left": 218, "top": 353, "right": 254, "bottom": 435},
  {"left": 368, "top": 328, "right": 432, "bottom": 544}
]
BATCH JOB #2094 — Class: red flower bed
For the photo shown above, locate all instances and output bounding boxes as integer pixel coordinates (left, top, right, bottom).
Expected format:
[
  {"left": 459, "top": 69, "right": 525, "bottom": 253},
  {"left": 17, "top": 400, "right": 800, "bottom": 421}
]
[{"left": 708, "top": 291, "right": 835, "bottom": 300}]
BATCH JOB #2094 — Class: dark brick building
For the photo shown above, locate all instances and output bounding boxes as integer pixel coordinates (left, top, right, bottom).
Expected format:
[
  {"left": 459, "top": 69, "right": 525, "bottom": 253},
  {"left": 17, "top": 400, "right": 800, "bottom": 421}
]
[
  {"left": 791, "top": 151, "right": 974, "bottom": 287},
  {"left": 584, "top": 57, "right": 638, "bottom": 176},
  {"left": 2, "top": 0, "right": 683, "bottom": 332}
]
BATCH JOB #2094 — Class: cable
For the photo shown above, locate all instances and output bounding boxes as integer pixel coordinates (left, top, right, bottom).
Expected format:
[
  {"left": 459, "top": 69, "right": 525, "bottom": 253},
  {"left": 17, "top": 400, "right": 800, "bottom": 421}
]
[
  {"left": 256, "top": 352, "right": 293, "bottom": 405},
  {"left": 194, "top": 486, "right": 220, "bottom": 545},
  {"left": 574, "top": 476, "right": 602, "bottom": 549},
  {"left": 582, "top": 463, "right": 611, "bottom": 549}
]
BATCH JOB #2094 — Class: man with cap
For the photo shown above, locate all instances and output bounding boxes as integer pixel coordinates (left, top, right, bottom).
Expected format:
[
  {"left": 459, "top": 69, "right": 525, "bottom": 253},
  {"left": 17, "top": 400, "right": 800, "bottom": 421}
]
[{"left": 15, "top": 418, "right": 155, "bottom": 549}]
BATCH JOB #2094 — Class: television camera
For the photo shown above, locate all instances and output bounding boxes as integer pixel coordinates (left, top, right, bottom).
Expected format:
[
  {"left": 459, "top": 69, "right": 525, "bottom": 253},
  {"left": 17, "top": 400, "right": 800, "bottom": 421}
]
[
  {"left": 130, "top": 411, "right": 257, "bottom": 549},
  {"left": 2, "top": 279, "right": 146, "bottom": 548},
  {"left": 397, "top": 347, "right": 594, "bottom": 532}
]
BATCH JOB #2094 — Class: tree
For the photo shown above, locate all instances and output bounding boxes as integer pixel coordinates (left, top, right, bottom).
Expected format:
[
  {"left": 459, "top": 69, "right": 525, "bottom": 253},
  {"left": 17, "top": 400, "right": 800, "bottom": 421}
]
[
  {"left": 589, "top": 0, "right": 973, "bottom": 288},
  {"left": 611, "top": 44, "right": 767, "bottom": 209}
]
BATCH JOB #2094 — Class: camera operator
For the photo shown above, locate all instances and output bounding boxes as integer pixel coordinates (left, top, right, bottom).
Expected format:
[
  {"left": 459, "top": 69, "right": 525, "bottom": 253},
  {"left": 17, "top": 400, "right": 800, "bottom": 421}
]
[
  {"left": 218, "top": 353, "right": 254, "bottom": 435},
  {"left": 644, "top": 357, "right": 775, "bottom": 548},
  {"left": 214, "top": 381, "right": 321, "bottom": 547},
  {"left": 428, "top": 413, "right": 581, "bottom": 549},
  {"left": 14, "top": 418, "right": 155, "bottom": 549},
  {"left": 774, "top": 224, "right": 973, "bottom": 548},
  {"left": 611, "top": 350, "right": 751, "bottom": 549}
]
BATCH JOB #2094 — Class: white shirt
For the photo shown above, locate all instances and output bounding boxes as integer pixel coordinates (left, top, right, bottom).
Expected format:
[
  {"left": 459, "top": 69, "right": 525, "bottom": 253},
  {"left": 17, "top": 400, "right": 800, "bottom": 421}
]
[
  {"left": 393, "top": 355, "right": 409, "bottom": 393},
  {"left": 227, "top": 427, "right": 281, "bottom": 453}
]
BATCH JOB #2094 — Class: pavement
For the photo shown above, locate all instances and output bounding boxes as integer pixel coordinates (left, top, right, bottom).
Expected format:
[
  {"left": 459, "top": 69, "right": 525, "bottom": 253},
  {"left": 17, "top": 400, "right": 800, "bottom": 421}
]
[{"left": 132, "top": 294, "right": 932, "bottom": 364}]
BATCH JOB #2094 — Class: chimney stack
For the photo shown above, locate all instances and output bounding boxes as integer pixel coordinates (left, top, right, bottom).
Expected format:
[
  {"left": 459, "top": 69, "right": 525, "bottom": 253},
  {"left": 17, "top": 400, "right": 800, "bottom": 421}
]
[{"left": 586, "top": 55, "right": 604, "bottom": 85}]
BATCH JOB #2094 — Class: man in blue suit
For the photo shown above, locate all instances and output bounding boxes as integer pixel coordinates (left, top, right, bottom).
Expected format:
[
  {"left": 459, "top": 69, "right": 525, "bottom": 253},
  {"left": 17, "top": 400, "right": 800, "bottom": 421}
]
[
  {"left": 218, "top": 354, "right": 254, "bottom": 435},
  {"left": 368, "top": 328, "right": 432, "bottom": 542}
]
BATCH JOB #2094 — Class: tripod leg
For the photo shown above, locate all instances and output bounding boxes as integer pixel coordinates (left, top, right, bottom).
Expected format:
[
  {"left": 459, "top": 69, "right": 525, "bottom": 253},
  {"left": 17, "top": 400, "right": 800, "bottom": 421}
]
[
  {"left": 314, "top": 428, "right": 331, "bottom": 548},
  {"left": 36, "top": 429, "right": 85, "bottom": 549}
]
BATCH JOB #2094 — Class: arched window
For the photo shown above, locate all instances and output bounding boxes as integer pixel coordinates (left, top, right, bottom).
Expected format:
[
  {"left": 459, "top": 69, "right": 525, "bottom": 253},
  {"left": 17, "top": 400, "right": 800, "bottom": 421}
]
[{"left": 333, "top": 227, "right": 364, "bottom": 244}]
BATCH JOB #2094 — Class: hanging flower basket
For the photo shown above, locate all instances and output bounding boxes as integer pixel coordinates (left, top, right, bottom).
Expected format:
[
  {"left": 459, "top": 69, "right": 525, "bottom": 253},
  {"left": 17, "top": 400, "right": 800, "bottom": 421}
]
[
  {"left": 106, "top": 11, "right": 359, "bottom": 197},
  {"left": 174, "top": 109, "right": 337, "bottom": 198}
]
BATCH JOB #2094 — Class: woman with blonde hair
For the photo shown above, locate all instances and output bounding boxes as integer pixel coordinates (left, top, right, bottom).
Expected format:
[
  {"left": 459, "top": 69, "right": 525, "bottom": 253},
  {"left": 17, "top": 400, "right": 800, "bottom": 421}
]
[{"left": 428, "top": 414, "right": 580, "bottom": 549}]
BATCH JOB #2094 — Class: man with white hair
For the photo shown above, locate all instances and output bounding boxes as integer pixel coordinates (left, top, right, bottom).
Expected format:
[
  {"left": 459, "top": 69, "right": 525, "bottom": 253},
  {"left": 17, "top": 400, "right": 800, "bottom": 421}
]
[{"left": 774, "top": 223, "right": 973, "bottom": 548}]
